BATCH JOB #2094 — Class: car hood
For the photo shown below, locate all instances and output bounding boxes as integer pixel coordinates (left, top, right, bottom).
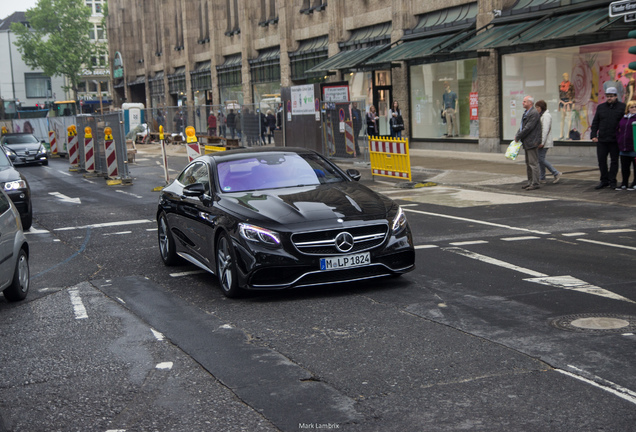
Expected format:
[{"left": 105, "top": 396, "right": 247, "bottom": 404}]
[
  {"left": 0, "top": 165, "right": 23, "bottom": 183},
  {"left": 218, "top": 182, "right": 394, "bottom": 226},
  {"left": 5, "top": 142, "right": 41, "bottom": 152}
]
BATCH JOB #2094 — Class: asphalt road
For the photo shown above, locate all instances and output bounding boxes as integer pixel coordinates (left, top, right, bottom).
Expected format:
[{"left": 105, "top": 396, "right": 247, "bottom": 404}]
[{"left": 0, "top": 150, "right": 634, "bottom": 432}]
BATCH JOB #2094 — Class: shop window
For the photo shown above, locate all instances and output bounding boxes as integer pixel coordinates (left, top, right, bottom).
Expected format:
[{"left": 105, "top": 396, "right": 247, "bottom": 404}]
[
  {"left": 501, "top": 40, "right": 633, "bottom": 142},
  {"left": 409, "top": 59, "right": 479, "bottom": 140}
]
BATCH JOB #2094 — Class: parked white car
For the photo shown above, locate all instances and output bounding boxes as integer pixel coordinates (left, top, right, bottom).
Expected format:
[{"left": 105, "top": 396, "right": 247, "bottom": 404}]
[{"left": 0, "top": 188, "right": 29, "bottom": 301}]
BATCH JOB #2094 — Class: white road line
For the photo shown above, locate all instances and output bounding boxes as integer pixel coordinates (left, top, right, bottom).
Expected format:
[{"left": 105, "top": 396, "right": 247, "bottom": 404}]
[
  {"left": 562, "top": 232, "right": 587, "bottom": 237},
  {"left": 151, "top": 329, "right": 165, "bottom": 341},
  {"left": 57, "top": 170, "right": 72, "bottom": 177},
  {"left": 501, "top": 236, "right": 540, "bottom": 241},
  {"left": 146, "top": 228, "right": 158, "bottom": 231},
  {"left": 54, "top": 219, "right": 153, "bottom": 231},
  {"left": 443, "top": 247, "right": 547, "bottom": 277},
  {"left": 83, "top": 178, "right": 95, "bottom": 184},
  {"left": 444, "top": 247, "right": 635, "bottom": 303},
  {"left": 69, "top": 289, "right": 88, "bottom": 320},
  {"left": 25, "top": 228, "right": 49, "bottom": 234},
  {"left": 115, "top": 190, "right": 143, "bottom": 199},
  {"left": 170, "top": 270, "right": 207, "bottom": 277},
  {"left": 156, "top": 362, "right": 173, "bottom": 370},
  {"left": 403, "top": 208, "right": 550, "bottom": 235},
  {"left": 415, "top": 245, "right": 439, "bottom": 249},
  {"left": 598, "top": 229, "right": 635, "bottom": 234},
  {"left": 102, "top": 231, "right": 132, "bottom": 236},
  {"left": 556, "top": 368, "right": 636, "bottom": 406},
  {"left": 577, "top": 238, "right": 636, "bottom": 251},
  {"left": 449, "top": 240, "right": 489, "bottom": 246}
]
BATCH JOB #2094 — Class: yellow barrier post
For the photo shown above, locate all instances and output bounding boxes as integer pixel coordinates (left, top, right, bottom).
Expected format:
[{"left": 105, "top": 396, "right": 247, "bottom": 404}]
[{"left": 368, "top": 136, "right": 412, "bottom": 181}]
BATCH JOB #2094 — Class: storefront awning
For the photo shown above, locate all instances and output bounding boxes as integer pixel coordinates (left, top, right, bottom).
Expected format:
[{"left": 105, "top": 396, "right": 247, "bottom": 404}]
[
  {"left": 127, "top": 75, "right": 145, "bottom": 86},
  {"left": 452, "top": 5, "right": 626, "bottom": 54},
  {"left": 148, "top": 71, "right": 164, "bottom": 82},
  {"left": 167, "top": 66, "right": 186, "bottom": 79},
  {"left": 305, "top": 23, "right": 391, "bottom": 74},
  {"left": 365, "top": 30, "right": 473, "bottom": 64},
  {"left": 289, "top": 35, "right": 329, "bottom": 58}
]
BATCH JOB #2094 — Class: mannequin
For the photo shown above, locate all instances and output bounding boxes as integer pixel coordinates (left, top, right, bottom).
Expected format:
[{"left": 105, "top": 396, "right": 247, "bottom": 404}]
[
  {"left": 442, "top": 81, "right": 458, "bottom": 137},
  {"left": 558, "top": 73, "right": 575, "bottom": 139},
  {"left": 625, "top": 70, "right": 635, "bottom": 102},
  {"left": 603, "top": 68, "right": 625, "bottom": 102}
]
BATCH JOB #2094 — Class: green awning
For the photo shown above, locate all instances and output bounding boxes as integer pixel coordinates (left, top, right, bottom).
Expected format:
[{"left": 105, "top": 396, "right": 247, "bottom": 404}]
[
  {"left": 453, "top": 7, "right": 623, "bottom": 53},
  {"left": 305, "top": 45, "right": 388, "bottom": 74}
]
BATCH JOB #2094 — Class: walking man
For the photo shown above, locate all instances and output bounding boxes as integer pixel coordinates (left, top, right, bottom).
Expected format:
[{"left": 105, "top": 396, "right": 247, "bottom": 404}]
[
  {"left": 591, "top": 87, "right": 625, "bottom": 189},
  {"left": 515, "top": 95, "right": 542, "bottom": 190}
]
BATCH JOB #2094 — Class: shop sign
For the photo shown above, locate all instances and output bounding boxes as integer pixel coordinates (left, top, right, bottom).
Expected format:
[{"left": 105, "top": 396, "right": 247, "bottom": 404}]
[
  {"left": 609, "top": 0, "right": 636, "bottom": 16},
  {"left": 323, "top": 85, "right": 350, "bottom": 102},
  {"left": 469, "top": 92, "right": 478, "bottom": 120},
  {"left": 291, "top": 84, "right": 315, "bottom": 115}
]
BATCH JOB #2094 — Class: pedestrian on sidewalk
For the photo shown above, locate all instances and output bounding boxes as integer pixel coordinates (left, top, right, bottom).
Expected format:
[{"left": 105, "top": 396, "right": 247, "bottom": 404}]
[
  {"left": 615, "top": 100, "right": 636, "bottom": 190},
  {"left": 515, "top": 95, "right": 542, "bottom": 190},
  {"left": 535, "top": 100, "right": 562, "bottom": 184},
  {"left": 367, "top": 105, "right": 379, "bottom": 137},
  {"left": 591, "top": 86, "right": 625, "bottom": 189},
  {"left": 207, "top": 110, "right": 217, "bottom": 137},
  {"left": 266, "top": 110, "right": 276, "bottom": 144}
]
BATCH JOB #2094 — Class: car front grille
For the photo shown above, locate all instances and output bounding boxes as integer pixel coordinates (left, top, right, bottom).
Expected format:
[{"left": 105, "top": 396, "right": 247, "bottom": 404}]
[{"left": 291, "top": 224, "right": 388, "bottom": 255}]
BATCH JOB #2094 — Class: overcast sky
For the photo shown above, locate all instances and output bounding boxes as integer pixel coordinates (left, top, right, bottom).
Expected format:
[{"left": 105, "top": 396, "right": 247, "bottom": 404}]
[{"left": 0, "top": 0, "right": 39, "bottom": 21}]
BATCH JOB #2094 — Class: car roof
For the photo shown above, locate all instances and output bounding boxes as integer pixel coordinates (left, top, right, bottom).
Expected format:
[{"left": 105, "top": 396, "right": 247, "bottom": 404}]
[{"left": 207, "top": 146, "right": 319, "bottom": 163}]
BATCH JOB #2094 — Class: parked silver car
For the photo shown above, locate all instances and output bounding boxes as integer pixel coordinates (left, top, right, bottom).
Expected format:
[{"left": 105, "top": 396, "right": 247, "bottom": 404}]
[{"left": 0, "top": 188, "right": 29, "bottom": 301}]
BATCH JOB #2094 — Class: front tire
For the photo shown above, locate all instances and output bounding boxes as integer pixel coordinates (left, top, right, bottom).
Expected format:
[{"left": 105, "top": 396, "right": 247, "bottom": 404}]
[
  {"left": 158, "top": 213, "right": 179, "bottom": 265},
  {"left": 216, "top": 232, "right": 241, "bottom": 298},
  {"left": 3, "top": 248, "right": 29, "bottom": 302}
]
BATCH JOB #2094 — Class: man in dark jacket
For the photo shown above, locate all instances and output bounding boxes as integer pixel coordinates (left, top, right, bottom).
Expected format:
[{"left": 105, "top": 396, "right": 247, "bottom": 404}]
[
  {"left": 591, "top": 87, "right": 626, "bottom": 189},
  {"left": 515, "top": 95, "right": 542, "bottom": 190}
]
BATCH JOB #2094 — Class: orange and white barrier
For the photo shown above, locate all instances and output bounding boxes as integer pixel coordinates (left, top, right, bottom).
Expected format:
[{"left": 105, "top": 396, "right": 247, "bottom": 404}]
[
  {"left": 344, "top": 120, "right": 355, "bottom": 156},
  {"left": 68, "top": 125, "right": 79, "bottom": 167},
  {"left": 104, "top": 127, "right": 119, "bottom": 179},
  {"left": 159, "top": 125, "right": 169, "bottom": 184},
  {"left": 368, "top": 136, "right": 411, "bottom": 181},
  {"left": 49, "top": 130, "right": 58, "bottom": 155},
  {"left": 84, "top": 127, "right": 95, "bottom": 173},
  {"left": 185, "top": 126, "right": 201, "bottom": 162},
  {"left": 326, "top": 118, "right": 335, "bottom": 156}
]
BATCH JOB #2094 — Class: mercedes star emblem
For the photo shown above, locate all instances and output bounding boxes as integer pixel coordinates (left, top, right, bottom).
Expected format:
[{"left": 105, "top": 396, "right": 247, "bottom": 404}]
[{"left": 335, "top": 232, "right": 354, "bottom": 252}]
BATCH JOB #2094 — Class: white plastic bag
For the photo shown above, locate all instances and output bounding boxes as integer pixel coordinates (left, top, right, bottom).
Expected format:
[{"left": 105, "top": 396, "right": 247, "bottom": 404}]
[{"left": 505, "top": 140, "right": 522, "bottom": 160}]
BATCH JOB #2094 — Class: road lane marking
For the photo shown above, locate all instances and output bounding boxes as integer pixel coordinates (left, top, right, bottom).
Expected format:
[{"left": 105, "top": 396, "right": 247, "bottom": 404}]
[
  {"left": 151, "top": 329, "right": 165, "bottom": 341},
  {"left": 562, "top": 232, "right": 587, "bottom": 237},
  {"left": 557, "top": 367, "right": 636, "bottom": 406},
  {"left": 403, "top": 208, "right": 550, "bottom": 235},
  {"left": 449, "top": 240, "right": 488, "bottom": 246},
  {"left": 170, "top": 270, "right": 207, "bottom": 277},
  {"left": 501, "top": 236, "right": 540, "bottom": 241},
  {"left": 415, "top": 245, "right": 438, "bottom": 249},
  {"left": 598, "top": 229, "right": 635, "bottom": 233},
  {"left": 25, "top": 228, "right": 49, "bottom": 234},
  {"left": 577, "top": 238, "right": 636, "bottom": 251},
  {"left": 156, "top": 362, "right": 173, "bottom": 370},
  {"left": 54, "top": 219, "right": 153, "bottom": 231},
  {"left": 49, "top": 192, "right": 81, "bottom": 204},
  {"left": 57, "top": 170, "right": 72, "bottom": 177},
  {"left": 102, "top": 231, "right": 132, "bottom": 236},
  {"left": 444, "top": 247, "right": 547, "bottom": 277},
  {"left": 443, "top": 247, "right": 635, "bottom": 303},
  {"left": 115, "top": 189, "right": 143, "bottom": 199},
  {"left": 69, "top": 289, "right": 88, "bottom": 319}
]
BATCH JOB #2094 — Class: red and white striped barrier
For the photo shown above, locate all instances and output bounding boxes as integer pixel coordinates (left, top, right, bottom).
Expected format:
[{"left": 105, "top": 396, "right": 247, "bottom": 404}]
[
  {"left": 344, "top": 120, "right": 355, "bottom": 156},
  {"left": 104, "top": 127, "right": 119, "bottom": 179},
  {"left": 326, "top": 118, "right": 335, "bottom": 155},
  {"left": 159, "top": 125, "right": 170, "bottom": 185},
  {"left": 49, "top": 130, "right": 58, "bottom": 155},
  {"left": 369, "top": 139, "right": 408, "bottom": 155},
  {"left": 68, "top": 126, "right": 79, "bottom": 167},
  {"left": 84, "top": 127, "right": 95, "bottom": 173}
]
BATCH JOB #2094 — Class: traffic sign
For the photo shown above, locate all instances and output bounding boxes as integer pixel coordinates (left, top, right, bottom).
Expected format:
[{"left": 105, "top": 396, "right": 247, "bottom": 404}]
[{"left": 609, "top": 0, "right": 636, "bottom": 17}]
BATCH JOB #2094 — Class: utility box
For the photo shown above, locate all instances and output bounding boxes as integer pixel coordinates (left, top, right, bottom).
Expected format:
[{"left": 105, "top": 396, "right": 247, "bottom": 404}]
[{"left": 122, "top": 103, "right": 145, "bottom": 136}]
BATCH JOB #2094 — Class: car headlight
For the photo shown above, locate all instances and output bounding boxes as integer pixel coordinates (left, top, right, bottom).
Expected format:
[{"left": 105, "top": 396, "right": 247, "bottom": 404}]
[
  {"left": 4, "top": 180, "right": 27, "bottom": 191},
  {"left": 38, "top": 144, "right": 46, "bottom": 154},
  {"left": 391, "top": 206, "right": 407, "bottom": 234},
  {"left": 5, "top": 148, "right": 16, "bottom": 157},
  {"left": 239, "top": 223, "right": 281, "bottom": 247}
]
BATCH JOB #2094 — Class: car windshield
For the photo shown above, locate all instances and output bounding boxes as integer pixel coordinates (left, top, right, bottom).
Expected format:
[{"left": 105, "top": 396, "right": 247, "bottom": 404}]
[
  {"left": 4, "top": 135, "right": 39, "bottom": 145},
  {"left": 217, "top": 153, "right": 345, "bottom": 193}
]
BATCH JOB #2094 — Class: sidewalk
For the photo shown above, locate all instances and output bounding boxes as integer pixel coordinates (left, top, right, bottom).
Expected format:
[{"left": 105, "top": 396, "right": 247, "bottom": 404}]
[{"left": 135, "top": 143, "right": 635, "bottom": 207}]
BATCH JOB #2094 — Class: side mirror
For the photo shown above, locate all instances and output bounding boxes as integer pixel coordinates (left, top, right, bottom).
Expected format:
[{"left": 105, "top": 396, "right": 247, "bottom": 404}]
[
  {"left": 346, "top": 168, "right": 361, "bottom": 181},
  {"left": 183, "top": 182, "right": 206, "bottom": 197}
]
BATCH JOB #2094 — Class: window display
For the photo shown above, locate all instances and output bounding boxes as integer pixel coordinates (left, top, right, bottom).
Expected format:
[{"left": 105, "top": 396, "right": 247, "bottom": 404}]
[
  {"left": 502, "top": 40, "right": 633, "bottom": 141},
  {"left": 409, "top": 59, "right": 479, "bottom": 139}
]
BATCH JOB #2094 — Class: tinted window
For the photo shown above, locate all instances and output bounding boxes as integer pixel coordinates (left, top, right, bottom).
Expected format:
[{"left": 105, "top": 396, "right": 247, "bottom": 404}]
[
  {"left": 217, "top": 153, "right": 344, "bottom": 193},
  {"left": 4, "top": 135, "right": 39, "bottom": 144},
  {"left": 177, "top": 162, "right": 210, "bottom": 193}
]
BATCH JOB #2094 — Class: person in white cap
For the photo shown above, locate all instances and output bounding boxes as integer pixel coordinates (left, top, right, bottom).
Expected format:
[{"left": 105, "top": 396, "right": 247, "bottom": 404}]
[{"left": 590, "top": 87, "right": 626, "bottom": 189}]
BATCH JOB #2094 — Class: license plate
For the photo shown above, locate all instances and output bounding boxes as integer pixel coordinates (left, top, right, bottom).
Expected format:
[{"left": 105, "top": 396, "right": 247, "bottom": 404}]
[
  {"left": 25, "top": 156, "right": 35, "bottom": 161},
  {"left": 320, "top": 252, "right": 370, "bottom": 271}
]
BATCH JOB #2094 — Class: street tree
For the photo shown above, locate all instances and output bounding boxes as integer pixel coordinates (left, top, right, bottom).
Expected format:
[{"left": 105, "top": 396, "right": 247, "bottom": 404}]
[{"left": 11, "top": 0, "right": 102, "bottom": 98}]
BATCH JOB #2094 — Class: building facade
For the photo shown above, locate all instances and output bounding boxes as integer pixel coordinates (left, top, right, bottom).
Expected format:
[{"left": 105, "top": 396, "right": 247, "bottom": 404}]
[{"left": 106, "top": 0, "right": 631, "bottom": 153}]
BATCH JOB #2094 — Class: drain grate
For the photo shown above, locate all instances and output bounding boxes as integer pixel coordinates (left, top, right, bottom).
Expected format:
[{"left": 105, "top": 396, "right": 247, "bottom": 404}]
[{"left": 550, "top": 313, "right": 636, "bottom": 333}]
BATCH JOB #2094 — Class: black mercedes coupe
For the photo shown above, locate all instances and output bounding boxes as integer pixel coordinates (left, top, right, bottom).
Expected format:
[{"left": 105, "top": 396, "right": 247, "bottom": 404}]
[{"left": 157, "top": 147, "right": 414, "bottom": 297}]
